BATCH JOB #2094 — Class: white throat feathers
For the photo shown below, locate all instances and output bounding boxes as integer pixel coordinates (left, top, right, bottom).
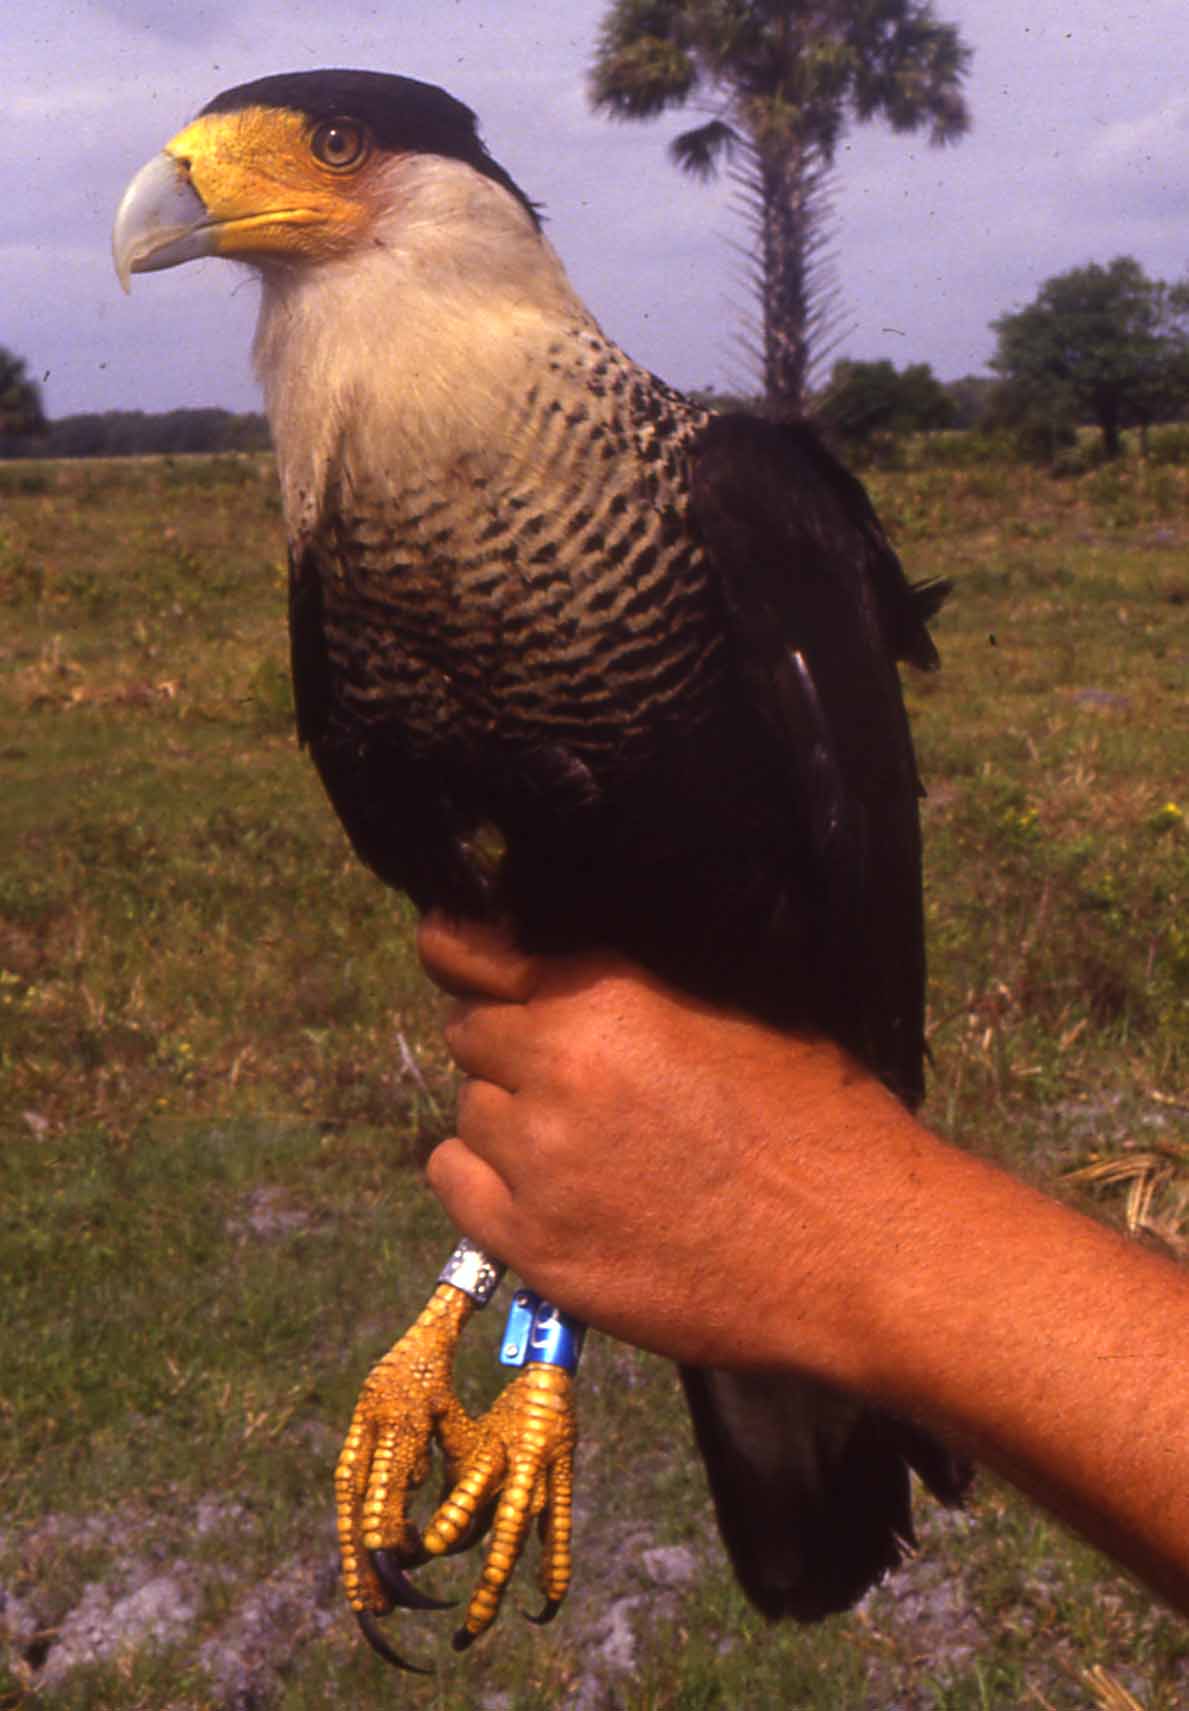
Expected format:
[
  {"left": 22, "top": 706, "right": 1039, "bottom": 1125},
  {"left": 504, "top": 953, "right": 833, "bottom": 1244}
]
[{"left": 251, "top": 154, "right": 594, "bottom": 543}]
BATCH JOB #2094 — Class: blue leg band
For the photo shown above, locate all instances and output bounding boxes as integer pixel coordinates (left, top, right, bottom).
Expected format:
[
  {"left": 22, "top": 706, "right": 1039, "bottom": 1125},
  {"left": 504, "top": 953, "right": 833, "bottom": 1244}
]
[{"left": 499, "top": 1289, "right": 586, "bottom": 1375}]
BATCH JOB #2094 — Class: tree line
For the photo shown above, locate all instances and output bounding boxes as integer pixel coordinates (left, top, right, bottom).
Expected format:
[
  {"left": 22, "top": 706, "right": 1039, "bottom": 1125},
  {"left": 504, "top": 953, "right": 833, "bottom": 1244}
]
[
  {"left": 0, "top": 365, "right": 270, "bottom": 461},
  {"left": 8, "top": 250, "right": 1186, "bottom": 468},
  {"left": 817, "top": 257, "right": 1189, "bottom": 463}
]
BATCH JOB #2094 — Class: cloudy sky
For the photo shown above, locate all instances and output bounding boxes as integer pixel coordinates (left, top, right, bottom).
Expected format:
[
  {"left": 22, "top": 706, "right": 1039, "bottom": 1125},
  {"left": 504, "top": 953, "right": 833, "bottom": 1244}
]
[{"left": 5, "top": 1, "right": 1187, "bottom": 419}]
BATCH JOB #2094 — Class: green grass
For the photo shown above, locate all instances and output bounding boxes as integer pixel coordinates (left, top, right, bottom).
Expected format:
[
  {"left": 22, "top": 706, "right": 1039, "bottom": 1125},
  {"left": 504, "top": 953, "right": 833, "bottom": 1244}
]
[
  {"left": 870, "top": 462, "right": 1188, "bottom": 1190},
  {"left": 1, "top": 454, "right": 1187, "bottom": 1708}
]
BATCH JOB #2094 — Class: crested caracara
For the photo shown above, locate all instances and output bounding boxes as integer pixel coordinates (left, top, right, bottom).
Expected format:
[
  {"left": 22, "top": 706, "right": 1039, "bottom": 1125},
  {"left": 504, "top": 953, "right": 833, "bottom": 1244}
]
[{"left": 114, "top": 68, "right": 965, "bottom": 1670}]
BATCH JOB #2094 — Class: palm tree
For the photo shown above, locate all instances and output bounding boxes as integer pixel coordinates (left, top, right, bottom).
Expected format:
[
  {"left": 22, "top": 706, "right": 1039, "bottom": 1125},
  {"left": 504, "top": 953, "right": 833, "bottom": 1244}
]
[{"left": 590, "top": 2, "right": 972, "bottom": 412}]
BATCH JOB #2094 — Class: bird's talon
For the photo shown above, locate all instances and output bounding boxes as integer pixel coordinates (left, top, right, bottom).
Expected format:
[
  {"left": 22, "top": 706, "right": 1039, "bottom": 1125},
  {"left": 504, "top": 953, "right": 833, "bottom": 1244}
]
[
  {"left": 369, "top": 1549, "right": 457, "bottom": 1610},
  {"left": 525, "top": 1597, "right": 562, "bottom": 1626},
  {"left": 436, "top": 1363, "right": 577, "bottom": 1643},
  {"left": 452, "top": 1626, "right": 477, "bottom": 1653},
  {"left": 354, "top": 1609, "right": 433, "bottom": 1676},
  {"left": 333, "top": 1283, "right": 479, "bottom": 1668},
  {"left": 333, "top": 1287, "right": 576, "bottom": 1663}
]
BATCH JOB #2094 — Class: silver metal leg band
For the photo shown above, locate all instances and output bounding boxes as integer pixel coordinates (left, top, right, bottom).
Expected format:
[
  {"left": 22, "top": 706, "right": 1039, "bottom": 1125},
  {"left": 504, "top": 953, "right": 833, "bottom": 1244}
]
[{"left": 437, "top": 1238, "right": 506, "bottom": 1306}]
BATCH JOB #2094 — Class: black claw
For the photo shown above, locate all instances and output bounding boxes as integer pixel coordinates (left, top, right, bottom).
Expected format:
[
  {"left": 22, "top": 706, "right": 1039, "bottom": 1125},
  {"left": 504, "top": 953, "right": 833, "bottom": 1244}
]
[
  {"left": 452, "top": 1626, "right": 477, "bottom": 1653},
  {"left": 525, "top": 1598, "right": 562, "bottom": 1627},
  {"left": 354, "top": 1609, "right": 432, "bottom": 1676},
  {"left": 370, "top": 1549, "right": 456, "bottom": 1611}
]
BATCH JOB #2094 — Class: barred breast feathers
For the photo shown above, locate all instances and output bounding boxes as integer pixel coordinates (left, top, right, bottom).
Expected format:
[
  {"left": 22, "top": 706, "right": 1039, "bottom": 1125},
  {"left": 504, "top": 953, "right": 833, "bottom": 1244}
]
[{"left": 254, "top": 150, "right": 724, "bottom": 755}]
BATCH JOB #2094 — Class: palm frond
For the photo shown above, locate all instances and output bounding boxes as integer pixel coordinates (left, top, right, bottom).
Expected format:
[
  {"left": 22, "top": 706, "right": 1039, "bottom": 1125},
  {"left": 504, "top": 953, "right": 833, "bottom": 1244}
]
[{"left": 668, "top": 117, "right": 740, "bottom": 180}]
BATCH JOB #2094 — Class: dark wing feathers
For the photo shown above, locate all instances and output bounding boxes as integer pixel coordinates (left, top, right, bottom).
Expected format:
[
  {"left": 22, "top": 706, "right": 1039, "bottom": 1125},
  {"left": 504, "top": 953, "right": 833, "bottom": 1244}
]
[
  {"left": 690, "top": 413, "right": 940, "bottom": 1105},
  {"left": 684, "top": 417, "right": 968, "bottom": 1621}
]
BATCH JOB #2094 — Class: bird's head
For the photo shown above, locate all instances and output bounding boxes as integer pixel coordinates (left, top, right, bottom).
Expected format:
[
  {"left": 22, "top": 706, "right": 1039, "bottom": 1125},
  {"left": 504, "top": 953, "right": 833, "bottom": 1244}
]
[
  {"left": 113, "top": 71, "right": 583, "bottom": 525},
  {"left": 112, "top": 69, "right": 541, "bottom": 291}
]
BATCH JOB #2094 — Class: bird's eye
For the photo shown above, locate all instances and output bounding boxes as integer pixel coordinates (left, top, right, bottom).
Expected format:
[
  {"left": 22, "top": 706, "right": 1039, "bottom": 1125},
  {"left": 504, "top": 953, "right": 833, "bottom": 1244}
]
[{"left": 311, "top": 120, "right": 368, "bottom": 170}]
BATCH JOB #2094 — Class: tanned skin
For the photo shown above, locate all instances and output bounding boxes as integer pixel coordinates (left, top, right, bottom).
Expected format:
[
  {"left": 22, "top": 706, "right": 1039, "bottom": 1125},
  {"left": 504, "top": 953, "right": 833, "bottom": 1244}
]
[{"left": 419, "top": 913, "right": 1189, "bottom": 1619}]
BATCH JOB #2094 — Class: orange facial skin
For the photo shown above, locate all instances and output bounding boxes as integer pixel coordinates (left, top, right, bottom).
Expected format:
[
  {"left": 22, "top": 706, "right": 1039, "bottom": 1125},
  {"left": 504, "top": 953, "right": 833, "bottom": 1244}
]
[{"left": 164, "top": 105, "right": 387, "bottom": 266}]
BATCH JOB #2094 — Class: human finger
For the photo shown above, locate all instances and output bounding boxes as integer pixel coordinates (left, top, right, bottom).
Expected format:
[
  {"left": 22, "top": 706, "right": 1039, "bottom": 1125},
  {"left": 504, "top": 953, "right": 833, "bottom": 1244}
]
[
  {"left": 452, "top": 1074, "right": 545, "bottom": 1204},
  {"left": 417, "top": 912, "right": 540, "bottom": 1003},
  {"left": 441, "top": 991, "right": 543, "bottom": 1094},
  {"left": 425, "top": 1135, "right": 516, "bottom": 1251}
]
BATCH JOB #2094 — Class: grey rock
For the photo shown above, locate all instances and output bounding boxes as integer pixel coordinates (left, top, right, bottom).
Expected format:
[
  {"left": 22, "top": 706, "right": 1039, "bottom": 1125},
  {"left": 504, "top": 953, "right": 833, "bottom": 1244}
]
[
  {"left": 41, "top": 1569, "right": 198, "bottom": 1685},
  {"left": 229, "top": 1185, "right": 318, "bottom": 1240},
  {"left": 1068, "top": 688, "right": 1131, "bottom": 711},
  {"left": 640, "top": 1545, "right": 698, "bottom": 1588}
]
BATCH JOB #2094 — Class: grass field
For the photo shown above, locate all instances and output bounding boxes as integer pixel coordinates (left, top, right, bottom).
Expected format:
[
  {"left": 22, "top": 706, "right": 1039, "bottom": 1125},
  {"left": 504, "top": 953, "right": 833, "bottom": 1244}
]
[{"left": 0, "top": 452, "right": 1186, "bottom": 1708}]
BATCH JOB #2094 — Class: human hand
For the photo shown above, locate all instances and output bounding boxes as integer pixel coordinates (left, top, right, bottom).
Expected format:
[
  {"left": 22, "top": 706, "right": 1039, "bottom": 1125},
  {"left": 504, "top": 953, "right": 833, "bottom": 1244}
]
[{"left": 417, "top": 913, "right": 903, "bottom": 1380}]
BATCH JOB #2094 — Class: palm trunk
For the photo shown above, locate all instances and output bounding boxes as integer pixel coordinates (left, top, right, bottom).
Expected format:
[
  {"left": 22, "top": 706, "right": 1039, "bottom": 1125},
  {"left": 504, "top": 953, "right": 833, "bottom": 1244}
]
[{"left": 759, "top": 145, "right": 813, "bottom": 415}]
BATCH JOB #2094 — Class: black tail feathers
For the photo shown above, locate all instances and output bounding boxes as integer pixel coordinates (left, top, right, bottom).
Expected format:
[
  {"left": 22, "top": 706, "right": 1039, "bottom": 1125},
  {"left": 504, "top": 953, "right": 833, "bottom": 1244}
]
[{"left": 681, "top": 1366, "right": 972, "bottom": 1622}]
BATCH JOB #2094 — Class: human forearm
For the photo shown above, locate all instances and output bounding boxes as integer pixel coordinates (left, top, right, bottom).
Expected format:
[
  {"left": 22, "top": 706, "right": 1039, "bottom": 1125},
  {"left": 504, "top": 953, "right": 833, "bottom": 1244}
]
[
  {"left": 418, "top": 914, "right": 1189, "bottom": 1611},
  {"left": 832, "top": 1112, "right": 1189, "bottom": 1612}
]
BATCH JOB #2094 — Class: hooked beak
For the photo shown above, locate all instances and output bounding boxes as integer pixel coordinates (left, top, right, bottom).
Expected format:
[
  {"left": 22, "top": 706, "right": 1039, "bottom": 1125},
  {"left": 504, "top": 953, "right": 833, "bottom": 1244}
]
[{"left": 112, "top": 152, "right": 217, "bottom": 293}]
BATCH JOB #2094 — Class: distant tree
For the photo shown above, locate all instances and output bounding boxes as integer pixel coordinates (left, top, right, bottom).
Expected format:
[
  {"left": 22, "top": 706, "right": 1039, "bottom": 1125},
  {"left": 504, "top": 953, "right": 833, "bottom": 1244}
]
[
  {"left": 942, "top": 373, "right": 997, "bottom": 432},
  {"left": 0, "top": 347, "right": 46, "bottom": 440},
  {"left": 686, "top": 385, "right": 769, "bottom": 415},
  {"left": 991, "top": 257, "right": 1189, "bottom": 459},
  {"left": 590, "top": 1, "right": 972, "bottom": 413},
  {"left": 982, "top": 374, "right": 1079, "bottom": 467},
  {"left": 818, "top": 356, "right": 954, "bottom": 448}
]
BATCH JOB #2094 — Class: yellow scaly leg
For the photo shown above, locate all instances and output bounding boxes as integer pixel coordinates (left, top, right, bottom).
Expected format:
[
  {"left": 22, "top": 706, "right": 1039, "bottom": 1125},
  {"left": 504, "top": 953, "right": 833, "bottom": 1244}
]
[
  {"left": 335, "top": 1245, "right": 582, "bottom": 1670},
  {"left": 426, "top": 1361, "right": 577, "bottom": 1646}
]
